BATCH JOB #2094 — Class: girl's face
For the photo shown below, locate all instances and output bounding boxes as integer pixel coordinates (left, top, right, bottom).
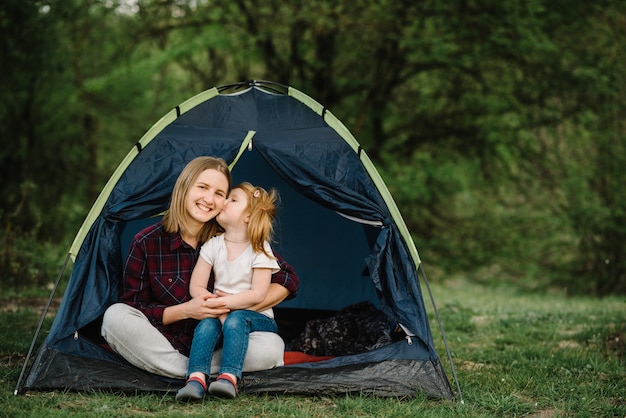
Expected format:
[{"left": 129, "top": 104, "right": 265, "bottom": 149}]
[
  {"left": 216, "top": 188, "right": 250, "bottom": 229},
  {"left": 185, "top": 168, "right": 229, "bottom": 225}
]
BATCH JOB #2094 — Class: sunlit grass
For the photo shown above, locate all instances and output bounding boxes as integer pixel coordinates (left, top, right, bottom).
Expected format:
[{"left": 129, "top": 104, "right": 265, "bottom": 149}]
[{"left": 426, "top": 277, "right": 626, "bottom": 417}]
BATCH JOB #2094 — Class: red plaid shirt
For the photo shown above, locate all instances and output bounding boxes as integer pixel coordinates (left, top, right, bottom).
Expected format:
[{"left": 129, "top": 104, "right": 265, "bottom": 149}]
[{"left": 118, "top": 222, "right": 299, "bottom": 356}]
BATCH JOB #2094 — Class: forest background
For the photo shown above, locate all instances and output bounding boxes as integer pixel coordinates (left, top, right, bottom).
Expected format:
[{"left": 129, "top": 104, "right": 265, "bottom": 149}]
[{"left": 1, "top": 0, "right": 625, "bottom": 297}]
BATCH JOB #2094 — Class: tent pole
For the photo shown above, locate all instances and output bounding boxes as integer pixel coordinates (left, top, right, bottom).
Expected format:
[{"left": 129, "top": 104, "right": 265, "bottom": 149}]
[
  {"left": 13, "top": 253, "right": 71, "bottom": 396},
  {"left": 419, "top": 262, "right": 464, "bottom": 404}
]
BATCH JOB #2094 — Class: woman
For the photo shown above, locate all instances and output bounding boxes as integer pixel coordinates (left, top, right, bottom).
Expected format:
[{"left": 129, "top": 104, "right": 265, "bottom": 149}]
[{"left": 101, "top": 156, "right": 298, "bottom": 379}]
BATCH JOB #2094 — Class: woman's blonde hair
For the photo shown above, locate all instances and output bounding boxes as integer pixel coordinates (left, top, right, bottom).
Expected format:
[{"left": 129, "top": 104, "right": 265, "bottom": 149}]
[
  {"left": 232, "top": 182, "right": 279, "bottom": 257},
  {"left": 162, "top": 156, "right": 231, "bottom": 243}
]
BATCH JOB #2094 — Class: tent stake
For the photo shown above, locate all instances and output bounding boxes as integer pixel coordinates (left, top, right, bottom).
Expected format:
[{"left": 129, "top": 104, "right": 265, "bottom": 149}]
[
  {"left": 419, "top": 262, "right": 464, "bottom": 404},
  {"left": 14, "top": 253, "right": 71, "bottom": 396}
]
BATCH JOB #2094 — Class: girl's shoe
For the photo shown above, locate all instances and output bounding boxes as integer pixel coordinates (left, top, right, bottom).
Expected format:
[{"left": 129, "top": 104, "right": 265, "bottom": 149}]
[
  {"left": 175, "top": 377, "right": 207, "bottom": 402},
  {"left": 208, "top": 373, "right": 238, "bottom": 399}
]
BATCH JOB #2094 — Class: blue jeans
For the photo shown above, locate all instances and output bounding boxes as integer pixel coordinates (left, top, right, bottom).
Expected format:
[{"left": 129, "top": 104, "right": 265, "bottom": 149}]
[{"left": 187, "top": 310, "right": 278, "bottom": 379}]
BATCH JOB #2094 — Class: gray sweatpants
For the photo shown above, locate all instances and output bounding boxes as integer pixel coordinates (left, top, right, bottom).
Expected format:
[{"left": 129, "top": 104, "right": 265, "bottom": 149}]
[{"left": 101, "top": 303, "right": 284, "bottom": 379}]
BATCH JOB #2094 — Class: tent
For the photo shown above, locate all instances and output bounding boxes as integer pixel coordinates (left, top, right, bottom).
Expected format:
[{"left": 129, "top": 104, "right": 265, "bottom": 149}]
[{"left": 16, "top": 80, "right": 460, "bottom": 400}]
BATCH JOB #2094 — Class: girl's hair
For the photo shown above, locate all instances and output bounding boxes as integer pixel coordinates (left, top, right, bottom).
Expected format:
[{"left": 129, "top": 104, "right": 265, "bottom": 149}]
[
  {"left": 232, "top": 182, "right": 279, "bottom": 257},
  {"left": 162, "top": 156, "right": 232, "bottom": 243}
]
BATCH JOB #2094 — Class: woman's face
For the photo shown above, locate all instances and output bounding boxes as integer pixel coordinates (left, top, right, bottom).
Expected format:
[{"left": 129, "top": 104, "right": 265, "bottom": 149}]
[{"left": 185, "top": 168, "right": 229, "bottom": 225}]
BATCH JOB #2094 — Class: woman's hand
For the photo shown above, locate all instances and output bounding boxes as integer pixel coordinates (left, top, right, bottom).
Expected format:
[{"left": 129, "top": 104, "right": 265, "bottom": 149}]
[
  {"left": 162, "top": 293, "right": 229, "bottom": 324},
  {"left": 195, "top": 293, "right": 230, "bottom": 319}
]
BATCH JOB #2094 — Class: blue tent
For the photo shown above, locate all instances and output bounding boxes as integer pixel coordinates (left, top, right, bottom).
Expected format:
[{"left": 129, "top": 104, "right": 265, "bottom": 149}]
[{"left": 17, "top": 81, "right": 457, "bottom": 399}]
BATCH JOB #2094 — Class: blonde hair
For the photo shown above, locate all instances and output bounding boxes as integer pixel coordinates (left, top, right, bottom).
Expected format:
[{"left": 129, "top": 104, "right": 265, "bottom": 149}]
[
  {"left": 162, "top": 156, "right": 232, "bottom": 243},
  {"left": 232, "top": 182, "right": 279, "bottom": 257}
]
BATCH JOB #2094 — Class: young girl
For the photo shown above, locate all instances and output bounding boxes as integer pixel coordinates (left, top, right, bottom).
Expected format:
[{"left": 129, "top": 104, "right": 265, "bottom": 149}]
[{"left": 176, "top": 182, "right": 281, "bottom": 401}]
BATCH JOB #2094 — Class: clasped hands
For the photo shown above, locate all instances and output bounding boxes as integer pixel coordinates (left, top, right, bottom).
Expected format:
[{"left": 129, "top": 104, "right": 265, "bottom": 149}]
[{"left": 187, "top": 290, "right": 232, "bottom": 320}]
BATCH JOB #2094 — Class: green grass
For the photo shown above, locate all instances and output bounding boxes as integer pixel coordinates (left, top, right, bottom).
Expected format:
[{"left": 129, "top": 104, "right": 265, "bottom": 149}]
[{"left": 1, "top": 279, "right": 624, "bottom": 417}]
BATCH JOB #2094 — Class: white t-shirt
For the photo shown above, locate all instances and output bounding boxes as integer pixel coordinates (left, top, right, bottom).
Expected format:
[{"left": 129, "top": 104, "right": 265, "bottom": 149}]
[{"left": 199, "top": 234, "right": 280, "bottom": 318}]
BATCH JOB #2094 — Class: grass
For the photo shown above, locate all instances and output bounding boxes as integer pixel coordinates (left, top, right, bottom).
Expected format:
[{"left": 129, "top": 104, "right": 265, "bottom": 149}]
[{"left": 1, "top": 278, "right": 624, "bottom": 417}]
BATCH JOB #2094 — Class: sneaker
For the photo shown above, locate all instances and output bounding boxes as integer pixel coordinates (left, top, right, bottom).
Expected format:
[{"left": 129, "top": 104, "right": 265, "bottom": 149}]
[
  {"left": 208, "top": 374, "right": 238, "bottom": 399},
  {"left": 175, "top": 379, "right": 206, "bottom": 402}
]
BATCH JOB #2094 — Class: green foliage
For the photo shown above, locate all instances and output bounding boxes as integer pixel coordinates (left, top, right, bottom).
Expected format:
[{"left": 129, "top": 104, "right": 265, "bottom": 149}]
[
  {"left": 1, "top": 0, "right": 626, "bottom": 294},
  {"left": 0, "top": 226, "right": 68, "bottom": 296},
  {"left": 0, "top": 309, "right": 43, "bottom": 353}
]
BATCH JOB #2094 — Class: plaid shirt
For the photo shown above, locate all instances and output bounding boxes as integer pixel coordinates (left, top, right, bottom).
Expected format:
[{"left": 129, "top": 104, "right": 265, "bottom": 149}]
[{"left": 118, "top": 222, "right": 299, "bottom": 356}]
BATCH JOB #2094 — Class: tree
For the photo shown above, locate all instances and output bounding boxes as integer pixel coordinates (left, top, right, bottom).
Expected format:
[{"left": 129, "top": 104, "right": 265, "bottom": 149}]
[{"left": 2, "top": 0, "right": 625, "bottom": 294}]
